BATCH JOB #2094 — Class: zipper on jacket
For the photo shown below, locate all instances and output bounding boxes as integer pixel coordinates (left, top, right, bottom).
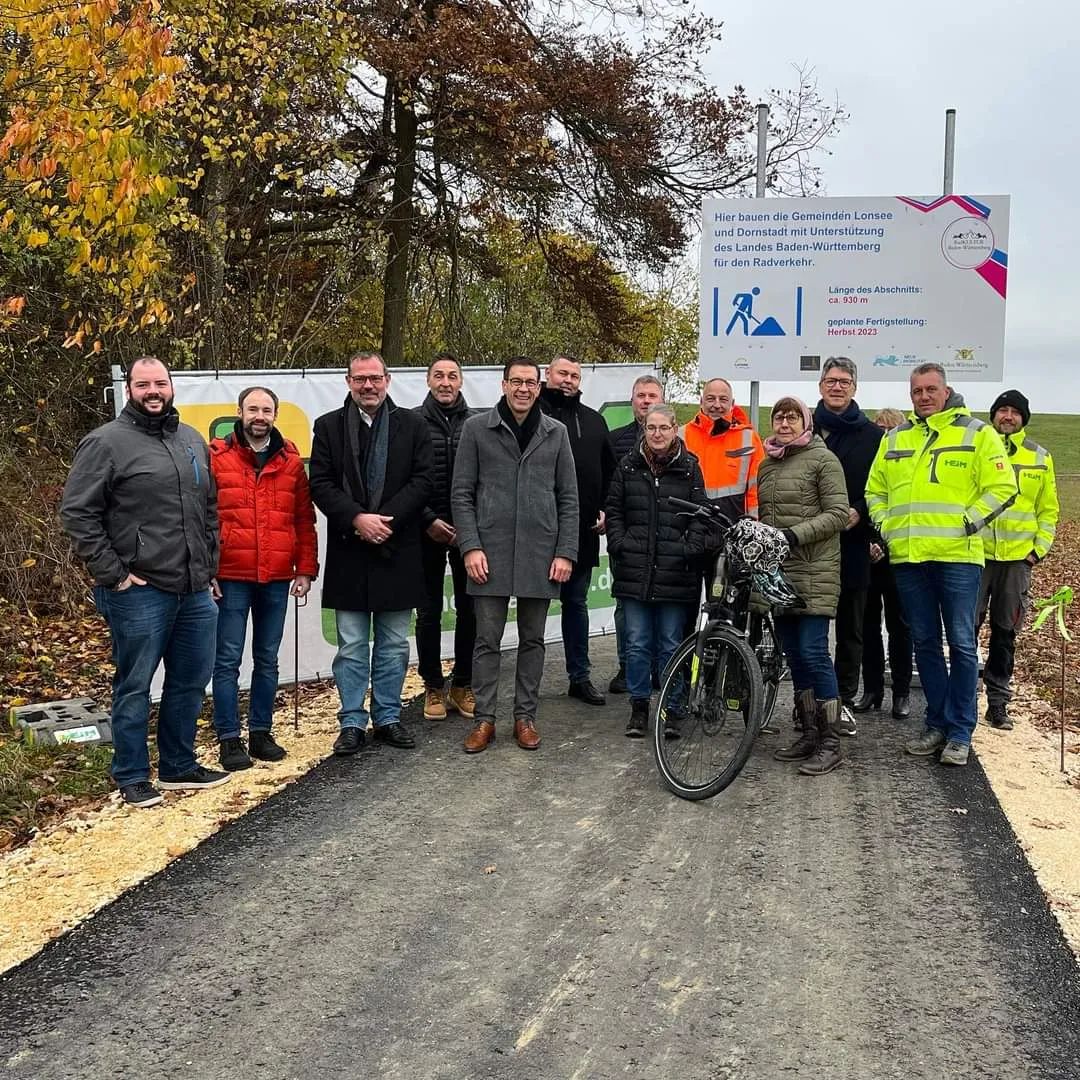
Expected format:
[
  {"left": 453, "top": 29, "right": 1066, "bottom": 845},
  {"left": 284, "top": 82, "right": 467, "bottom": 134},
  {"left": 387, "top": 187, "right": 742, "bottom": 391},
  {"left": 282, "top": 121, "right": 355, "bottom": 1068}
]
[{"left": 188, "top": 445, "right": 201, "bottom": 486}]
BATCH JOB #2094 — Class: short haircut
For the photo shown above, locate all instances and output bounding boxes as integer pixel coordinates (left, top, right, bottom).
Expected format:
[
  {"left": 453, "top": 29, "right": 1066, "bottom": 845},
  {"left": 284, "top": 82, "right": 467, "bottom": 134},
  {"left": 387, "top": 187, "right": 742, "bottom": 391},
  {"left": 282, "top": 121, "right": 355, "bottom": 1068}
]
[
  {"left": 822, "top": 356, "right": 858, "bottom": 383},
  {"left": 238, "top": 386, "right": 279, "bottom": 411},
  {"left": 125, "top": 356, "right": 171, "bottom": 388},
  {"left": 348, "top": 350, "right": 387, "bottom": 376},
  {"left": 503, "top": 356, "right": 540, "bottom": 381},
  {"left": 910, "top": 361, "right": 947, "bottom": 383},
  {"left": 551, "top": 353, "right": 581, "bottom": 367},
  {"left": 428, "top": 352, "right": 461, "bottom": 375},
  {"left": 874, "top": 407, "right": 906, "bottom": 429},
  {"left": 702, "top": 377, "right": 733, "bottom": 396},
  {"left": 644, "top": 404, "right": 678, "bottom": 427},
  {"left": 772, "top": 396, "right": 805, "bottom": 419},
  {"left": 632, "top": 374, "right": 664, "bottom": 397}
]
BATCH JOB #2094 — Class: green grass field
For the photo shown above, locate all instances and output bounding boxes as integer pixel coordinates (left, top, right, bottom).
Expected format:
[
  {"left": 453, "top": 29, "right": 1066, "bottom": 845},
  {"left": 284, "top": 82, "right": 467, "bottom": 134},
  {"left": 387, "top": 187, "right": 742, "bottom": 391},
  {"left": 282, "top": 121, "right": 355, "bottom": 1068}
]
[{"left": 672, "top": 405, "right": 1080, "bottom": 520}]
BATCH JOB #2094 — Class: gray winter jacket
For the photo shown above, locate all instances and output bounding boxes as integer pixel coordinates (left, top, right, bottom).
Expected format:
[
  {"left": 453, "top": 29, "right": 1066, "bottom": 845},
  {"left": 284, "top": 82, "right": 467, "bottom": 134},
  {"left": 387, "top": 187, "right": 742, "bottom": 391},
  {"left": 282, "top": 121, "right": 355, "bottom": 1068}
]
[
  {"left": 60, "top": 403, "right": 218, "bottom": 593},
  {"left": 451, "top": 405, "right": 579, "bottom": 599}
]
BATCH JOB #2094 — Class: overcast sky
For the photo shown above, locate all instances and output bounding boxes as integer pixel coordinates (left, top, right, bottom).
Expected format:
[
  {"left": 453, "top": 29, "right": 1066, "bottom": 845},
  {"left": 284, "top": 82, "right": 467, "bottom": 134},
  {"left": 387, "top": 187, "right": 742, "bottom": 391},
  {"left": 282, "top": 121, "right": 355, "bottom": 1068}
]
[{"left": 697, "top": 0, "right": 1075, "bottom": 414}]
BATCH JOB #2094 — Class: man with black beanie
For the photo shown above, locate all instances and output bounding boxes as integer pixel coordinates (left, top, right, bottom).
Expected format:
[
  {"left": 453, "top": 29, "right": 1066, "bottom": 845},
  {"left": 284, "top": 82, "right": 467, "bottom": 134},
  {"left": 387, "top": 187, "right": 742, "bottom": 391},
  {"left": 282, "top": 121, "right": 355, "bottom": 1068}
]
[{"left": 978, "top": 389, "right": 1059, "bottom": 729}]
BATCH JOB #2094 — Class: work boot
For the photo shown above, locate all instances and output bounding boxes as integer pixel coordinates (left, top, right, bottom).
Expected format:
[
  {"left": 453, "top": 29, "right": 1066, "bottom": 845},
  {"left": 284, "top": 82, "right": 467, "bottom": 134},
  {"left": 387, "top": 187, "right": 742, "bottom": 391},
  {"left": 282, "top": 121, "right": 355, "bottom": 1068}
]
[
  {"left": 986, "top": 701, "right": 1013, "bottom": 730},
  {"left": 218, "top": 737, "right": 252, "bottom": 771},
  {"left": 424, "top": 688, "right": 448, "bottom": 720},
  {"left": 775, "top": 689, "right": 818, "bottom": 761},
  {"left": 625, "top": 698, "right": 649, "bottom": 738},
  {"left": 249, "top": 730, "right": 286, "bottom": 762},
  {"left": 609, "top": 666, "right": 628, "bottom": 694},
  {"left": 799, "top": 699, "right": 843, "bottom": 775},
  {"left": 446, "top": 686, "right": 476, "bottom": 719}
]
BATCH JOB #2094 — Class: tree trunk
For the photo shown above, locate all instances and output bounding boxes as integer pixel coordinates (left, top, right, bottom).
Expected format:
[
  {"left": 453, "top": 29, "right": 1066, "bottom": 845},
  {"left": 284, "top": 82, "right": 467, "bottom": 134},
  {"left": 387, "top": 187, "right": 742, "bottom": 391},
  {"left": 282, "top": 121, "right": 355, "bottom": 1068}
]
[
  {"left": 199, "top": 158, "right": 228, "bottom": 367},
  {"left": 380, "top": 81, "right": 418, "bottom": 366}
]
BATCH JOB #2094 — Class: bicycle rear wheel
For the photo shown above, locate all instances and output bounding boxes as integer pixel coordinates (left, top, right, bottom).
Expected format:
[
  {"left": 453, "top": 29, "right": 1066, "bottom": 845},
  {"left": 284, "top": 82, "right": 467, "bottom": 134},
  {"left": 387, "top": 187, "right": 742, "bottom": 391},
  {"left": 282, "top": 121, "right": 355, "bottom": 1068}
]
[
  {"left": 754, "top": 613, "right": 784, "bottom": 731},
  {"left": 653, "top": 626, "right": 764, "bottom": 801}
]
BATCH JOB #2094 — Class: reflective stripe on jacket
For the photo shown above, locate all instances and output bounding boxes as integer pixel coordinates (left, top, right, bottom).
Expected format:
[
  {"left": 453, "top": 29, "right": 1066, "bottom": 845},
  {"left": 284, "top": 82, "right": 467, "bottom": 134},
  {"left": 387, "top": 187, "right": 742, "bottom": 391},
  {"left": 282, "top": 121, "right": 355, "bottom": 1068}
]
[
  {"left": 682, "top": 405, "right": 764, "bottom": 520},
  {"left": 865, "top": 404, "right": 1016, "bottom": 566},
  {"left": 982, "top": 428, "right": 1058, "bottom": 562}
]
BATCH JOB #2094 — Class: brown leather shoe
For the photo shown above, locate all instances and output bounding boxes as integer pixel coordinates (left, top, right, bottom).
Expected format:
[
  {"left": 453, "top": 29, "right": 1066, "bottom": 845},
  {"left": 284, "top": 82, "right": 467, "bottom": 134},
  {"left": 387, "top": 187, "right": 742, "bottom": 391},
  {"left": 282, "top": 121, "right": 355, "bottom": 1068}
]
[
  {"left": 463, "top": 720, "right": 495, "bottom": 753},
  {"left": 513, "top": 717, "right": 540, "bottom": 750}
]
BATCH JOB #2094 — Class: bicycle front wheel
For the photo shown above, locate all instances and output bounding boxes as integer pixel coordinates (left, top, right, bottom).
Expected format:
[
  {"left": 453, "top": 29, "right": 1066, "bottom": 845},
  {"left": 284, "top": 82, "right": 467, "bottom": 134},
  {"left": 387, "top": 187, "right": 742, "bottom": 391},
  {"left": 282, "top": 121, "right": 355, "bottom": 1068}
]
[{"left": 653, "top": 627, "right": 764, "bottom": 801}]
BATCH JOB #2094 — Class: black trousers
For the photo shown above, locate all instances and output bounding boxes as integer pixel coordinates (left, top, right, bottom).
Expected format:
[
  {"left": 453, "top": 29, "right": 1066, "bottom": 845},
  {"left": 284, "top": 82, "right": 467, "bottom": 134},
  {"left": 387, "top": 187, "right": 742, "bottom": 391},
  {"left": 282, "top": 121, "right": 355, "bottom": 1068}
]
[
  {"left": 861, "top": 559, "right": 913, "bottom": 697},
  {"left": 415, "top": 536, "right": 476, "bottom": 689},
  {"left": 833, "top": 585, "right": 867, "bottom": 703}
]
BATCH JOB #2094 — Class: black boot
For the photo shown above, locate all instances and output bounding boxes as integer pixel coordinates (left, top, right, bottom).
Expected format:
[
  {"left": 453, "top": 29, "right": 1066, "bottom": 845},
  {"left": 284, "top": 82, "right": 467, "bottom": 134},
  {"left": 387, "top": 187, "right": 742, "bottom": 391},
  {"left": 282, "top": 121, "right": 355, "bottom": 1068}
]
[
  {"left": 249, "top": 730, "right": 286, "bottom": 761},
  {"left": 799, "top": 699, "right": 843, "bottom": 775},
  {"left": 852, "top": 689, "right": 883, "bottom": 712},
  {"left": 775, "top": 690, "right": 818, "bottom": 761},
  {"left": 891, "top": 693, "right": 911, "bottom": 719},
  {"left": 218, "top": 737, "right": 252, "bottom": 771},
  {"left": 609, "top": 666, "right": 627, "bottom": 694},
  {"left": 625, "top": 698, "right": 649, "bottom": 738}
]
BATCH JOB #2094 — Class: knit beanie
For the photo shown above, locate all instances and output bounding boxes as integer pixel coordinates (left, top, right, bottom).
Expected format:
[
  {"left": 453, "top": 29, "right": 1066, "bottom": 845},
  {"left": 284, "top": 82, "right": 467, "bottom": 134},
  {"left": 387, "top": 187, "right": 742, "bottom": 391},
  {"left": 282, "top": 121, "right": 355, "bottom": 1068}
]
[{"left": 989, "top": 389, "right": 1030, "bottom": 427}]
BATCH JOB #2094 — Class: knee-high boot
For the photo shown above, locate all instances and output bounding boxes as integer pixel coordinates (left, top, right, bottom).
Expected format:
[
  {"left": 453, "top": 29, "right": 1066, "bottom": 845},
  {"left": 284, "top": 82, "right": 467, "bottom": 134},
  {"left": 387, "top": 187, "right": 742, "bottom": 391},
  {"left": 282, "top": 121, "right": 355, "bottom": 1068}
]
[
  {"left": 798, "top": 698, "right": 844, "bottom": 775},
  {"left": 774, "top": 689, "right": 818, "bottom": 761}
]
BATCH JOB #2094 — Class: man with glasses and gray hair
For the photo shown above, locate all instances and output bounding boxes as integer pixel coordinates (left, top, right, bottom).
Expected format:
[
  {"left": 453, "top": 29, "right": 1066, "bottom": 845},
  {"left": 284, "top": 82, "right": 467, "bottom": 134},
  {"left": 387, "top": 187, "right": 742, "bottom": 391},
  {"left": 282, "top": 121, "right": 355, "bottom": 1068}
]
[
  {"left": 812, "top": 357, "right": 884, "bottom": 737},
  {"left": 309, "top": 351, "right": 434, "bottom": 757}
]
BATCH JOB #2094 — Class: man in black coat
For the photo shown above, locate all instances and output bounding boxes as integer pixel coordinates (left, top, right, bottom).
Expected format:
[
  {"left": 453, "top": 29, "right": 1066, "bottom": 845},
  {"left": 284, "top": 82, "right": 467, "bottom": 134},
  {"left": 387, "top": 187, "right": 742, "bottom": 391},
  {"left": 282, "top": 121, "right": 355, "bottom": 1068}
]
[
  {"left": 813, "top": 357, "right": 885, "bottom": 734},
  {"left": 309, "top": 351, "right": 433, "bottom": 756},
  {"left": 539, "top": 355, "right": 618, "bottom": 705},
  {"left": 413, "top": 353, "right": 478, "bottom": 723},
  {"left": 605, "top": 373, "right": 665, "bottom": 693}
]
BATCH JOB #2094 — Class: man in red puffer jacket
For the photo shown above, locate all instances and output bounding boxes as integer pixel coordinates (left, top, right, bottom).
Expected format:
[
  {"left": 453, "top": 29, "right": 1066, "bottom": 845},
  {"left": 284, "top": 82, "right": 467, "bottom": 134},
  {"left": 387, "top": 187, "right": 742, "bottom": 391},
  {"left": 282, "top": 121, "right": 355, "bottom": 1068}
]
[{"left": 209, "top": 386, "right": 319, "bottom": 771}]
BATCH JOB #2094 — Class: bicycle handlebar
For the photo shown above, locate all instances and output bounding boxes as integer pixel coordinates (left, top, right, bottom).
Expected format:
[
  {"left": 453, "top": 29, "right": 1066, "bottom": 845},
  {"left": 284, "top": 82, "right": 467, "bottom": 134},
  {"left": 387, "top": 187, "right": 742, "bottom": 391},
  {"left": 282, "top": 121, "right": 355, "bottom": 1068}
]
[{"left": 665, "top": 497, "right": 734, "bottom": 530}]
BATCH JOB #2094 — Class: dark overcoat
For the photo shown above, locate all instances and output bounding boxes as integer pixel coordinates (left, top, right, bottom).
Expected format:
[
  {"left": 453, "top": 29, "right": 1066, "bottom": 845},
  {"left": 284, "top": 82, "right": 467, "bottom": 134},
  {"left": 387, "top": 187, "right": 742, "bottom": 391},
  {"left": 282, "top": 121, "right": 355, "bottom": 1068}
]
[{"left": 309, "top": 395, "right": 433, "bottom": 612}]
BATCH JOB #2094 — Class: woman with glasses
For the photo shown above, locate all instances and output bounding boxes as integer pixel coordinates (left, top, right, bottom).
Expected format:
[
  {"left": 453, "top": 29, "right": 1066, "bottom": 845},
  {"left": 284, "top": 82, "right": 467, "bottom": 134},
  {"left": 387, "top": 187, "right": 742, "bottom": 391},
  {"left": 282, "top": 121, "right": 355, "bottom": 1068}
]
[
  {"left": 606, "top": 405, "right": 709, "bottom": 738},
  {"left": 757, "top": 397, "right": 849, "bottom": 775}
]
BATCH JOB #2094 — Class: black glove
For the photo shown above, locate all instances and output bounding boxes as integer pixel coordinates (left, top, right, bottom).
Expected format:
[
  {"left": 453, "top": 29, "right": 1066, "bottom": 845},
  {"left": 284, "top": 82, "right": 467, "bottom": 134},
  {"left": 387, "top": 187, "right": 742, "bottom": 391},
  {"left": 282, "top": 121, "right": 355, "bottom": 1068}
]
[{"left": 782, "top": 528, "right": 800, "bottom": 548}]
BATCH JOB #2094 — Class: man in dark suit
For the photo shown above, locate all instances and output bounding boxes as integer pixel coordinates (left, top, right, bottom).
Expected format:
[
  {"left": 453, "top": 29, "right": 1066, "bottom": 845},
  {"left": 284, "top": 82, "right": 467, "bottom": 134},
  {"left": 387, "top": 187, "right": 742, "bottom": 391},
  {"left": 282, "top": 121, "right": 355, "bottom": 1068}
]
[
  {"left": 813, "top": 357, "right": 885, "bottom": 736},
  {"left": 309, "top": 351, "right": 433, "bottom": 755}
]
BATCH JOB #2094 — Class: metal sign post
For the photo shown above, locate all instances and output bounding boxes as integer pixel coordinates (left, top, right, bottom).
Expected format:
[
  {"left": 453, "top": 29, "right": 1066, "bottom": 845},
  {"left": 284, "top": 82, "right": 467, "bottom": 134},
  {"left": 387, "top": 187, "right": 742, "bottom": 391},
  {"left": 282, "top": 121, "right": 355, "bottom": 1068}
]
[{"left": 748, "top": 102, "right": 769, "bottom": 432}]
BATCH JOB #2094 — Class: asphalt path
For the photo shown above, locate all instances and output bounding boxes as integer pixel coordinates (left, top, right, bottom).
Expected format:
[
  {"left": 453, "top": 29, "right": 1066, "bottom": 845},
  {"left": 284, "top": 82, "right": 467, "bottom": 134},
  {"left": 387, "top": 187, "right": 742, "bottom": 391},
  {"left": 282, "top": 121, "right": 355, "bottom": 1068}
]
[{"left": 1, "top": 636, "right": 1079, "bottom": 1079}]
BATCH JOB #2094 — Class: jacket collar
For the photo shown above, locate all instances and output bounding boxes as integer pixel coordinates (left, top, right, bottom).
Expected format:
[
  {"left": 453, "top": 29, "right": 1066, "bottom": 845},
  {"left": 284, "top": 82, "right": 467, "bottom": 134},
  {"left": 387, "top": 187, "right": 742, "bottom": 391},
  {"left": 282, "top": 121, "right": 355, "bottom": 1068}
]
[
  {"left": 222, "top": 422, "right": 286, "bottom": 460},
  {"left": 690, "top": 404, "right": 750, "bottom": 436},
  {"left": 121, "top": 400, "right": 180, "bottom": 435},
  {"left": 421, "top": 390, "right": 470, "bottom": 423}
]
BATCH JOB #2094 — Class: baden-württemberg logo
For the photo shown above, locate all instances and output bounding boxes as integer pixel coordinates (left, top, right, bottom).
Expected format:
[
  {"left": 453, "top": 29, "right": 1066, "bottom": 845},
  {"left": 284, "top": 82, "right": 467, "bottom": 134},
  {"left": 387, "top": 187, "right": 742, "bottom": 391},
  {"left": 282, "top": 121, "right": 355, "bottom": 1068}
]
[{"left": 941, "top": 216, "right": 995, "bottom": 269}]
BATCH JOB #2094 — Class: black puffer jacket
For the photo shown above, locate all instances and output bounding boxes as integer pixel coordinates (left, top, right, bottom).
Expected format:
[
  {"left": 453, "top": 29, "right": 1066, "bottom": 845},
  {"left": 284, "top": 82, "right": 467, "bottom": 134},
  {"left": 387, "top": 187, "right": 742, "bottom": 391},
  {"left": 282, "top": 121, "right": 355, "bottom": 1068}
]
[
  {"left": 414, "top": 391, "right": 476, "bottom": 526},
  {"left": 608, "top": 419, "right": 642, "bottom": 463},
  {"left": 606, "top": 441, "right": 709, "bottom": 605}
]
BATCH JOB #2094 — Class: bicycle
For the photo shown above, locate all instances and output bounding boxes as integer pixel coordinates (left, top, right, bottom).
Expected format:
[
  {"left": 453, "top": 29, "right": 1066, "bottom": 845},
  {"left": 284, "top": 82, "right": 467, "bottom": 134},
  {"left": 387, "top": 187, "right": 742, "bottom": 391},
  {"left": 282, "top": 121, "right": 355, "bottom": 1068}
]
[{"left": 652, "top": 499, "right": 795, "bottom": 801}]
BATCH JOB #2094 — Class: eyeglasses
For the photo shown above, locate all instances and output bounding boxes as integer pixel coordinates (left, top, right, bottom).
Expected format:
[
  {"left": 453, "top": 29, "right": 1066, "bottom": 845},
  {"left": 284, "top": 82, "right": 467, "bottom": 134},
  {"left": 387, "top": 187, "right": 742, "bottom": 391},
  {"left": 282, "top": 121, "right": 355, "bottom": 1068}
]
[
  {"left": 506, "top": 378, "right": 539, "bottom": 390},
  {"left": 349, "top": 374, "right": 385, "bottom": 386},
  {"left": 822, "top": 377, "right": 854, "bottom": 388},
  {"left": 645, "top": 424, "right": 674, "bottom": 434}
]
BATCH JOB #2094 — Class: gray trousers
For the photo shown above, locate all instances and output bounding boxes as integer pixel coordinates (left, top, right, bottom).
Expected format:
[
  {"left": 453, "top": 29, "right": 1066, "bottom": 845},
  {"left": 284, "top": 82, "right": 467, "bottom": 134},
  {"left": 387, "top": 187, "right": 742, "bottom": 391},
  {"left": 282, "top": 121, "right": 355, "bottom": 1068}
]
[
  {"left": 472, "top": 595, "right": 551, "bottom": 725},
  {"left": 976, "top": 560, "right": 1032, "bottom": 706}
]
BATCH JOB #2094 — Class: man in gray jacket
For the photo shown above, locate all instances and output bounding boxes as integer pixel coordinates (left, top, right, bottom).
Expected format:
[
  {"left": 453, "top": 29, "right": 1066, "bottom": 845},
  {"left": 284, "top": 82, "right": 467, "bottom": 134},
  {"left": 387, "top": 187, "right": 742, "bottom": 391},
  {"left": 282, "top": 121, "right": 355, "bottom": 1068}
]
[
  {"left": 60, "top": 357, "right": 229, "bottom": 808},
  {"left": 451, "top": 357, "right": 579, "bottom": 753}
]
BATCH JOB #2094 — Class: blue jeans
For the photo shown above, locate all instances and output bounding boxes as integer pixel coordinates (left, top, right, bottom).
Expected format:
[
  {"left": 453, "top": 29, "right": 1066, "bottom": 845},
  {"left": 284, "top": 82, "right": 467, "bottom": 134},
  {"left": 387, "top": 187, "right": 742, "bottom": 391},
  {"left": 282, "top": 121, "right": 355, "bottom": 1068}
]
[
  {"left": 332, "top": 609, "right": 412, "bottom": 730},
  {"left": 560, "top": 561, "right": 592, "bottom": 682},
  {"left": 894, "top": 562, "right": 981, "bottom": 745},
  {"left": 774, "top": 614, "right": 838, "bottom": 700},
  {"left": 212, "top": 579, "right": 291, "bottom": 739},
  {"left": 623, "top": 599, "right": 691, "bottom": 700},
  {"left": 94, "top": 584, "right": 217, "bottom": 787}
]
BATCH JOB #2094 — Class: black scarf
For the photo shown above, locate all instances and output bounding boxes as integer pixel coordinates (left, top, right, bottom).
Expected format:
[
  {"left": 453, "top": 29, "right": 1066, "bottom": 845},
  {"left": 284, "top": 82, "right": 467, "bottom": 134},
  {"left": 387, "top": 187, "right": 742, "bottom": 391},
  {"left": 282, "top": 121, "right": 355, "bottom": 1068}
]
[
  {"left": 498, "top": 396, "right": 541, "bottom": 453},
  {"left": 345, "top": 397, "right": 390, "bottom": 510},
  {"left": 814, "top": 399, "right": 867, "bottom": 434}
]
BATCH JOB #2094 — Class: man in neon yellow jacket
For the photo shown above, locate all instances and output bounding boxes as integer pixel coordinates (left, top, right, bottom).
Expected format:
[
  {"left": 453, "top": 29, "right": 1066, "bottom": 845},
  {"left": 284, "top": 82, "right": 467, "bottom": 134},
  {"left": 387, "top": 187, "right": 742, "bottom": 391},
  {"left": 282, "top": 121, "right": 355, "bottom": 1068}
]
[
  {"left": 977, "top": 389, "right": 1058, "bottom": 730},
  {"left": 866, "top": 363, "right": 1016, "bottom": 766}
]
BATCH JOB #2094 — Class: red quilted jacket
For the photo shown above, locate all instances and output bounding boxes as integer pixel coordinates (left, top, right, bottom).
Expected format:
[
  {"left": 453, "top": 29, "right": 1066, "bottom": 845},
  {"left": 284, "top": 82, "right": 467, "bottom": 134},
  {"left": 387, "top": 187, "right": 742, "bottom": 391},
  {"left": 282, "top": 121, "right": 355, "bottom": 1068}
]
[{"left": 210, "top": 425, "right": 319, "bottom": 583}]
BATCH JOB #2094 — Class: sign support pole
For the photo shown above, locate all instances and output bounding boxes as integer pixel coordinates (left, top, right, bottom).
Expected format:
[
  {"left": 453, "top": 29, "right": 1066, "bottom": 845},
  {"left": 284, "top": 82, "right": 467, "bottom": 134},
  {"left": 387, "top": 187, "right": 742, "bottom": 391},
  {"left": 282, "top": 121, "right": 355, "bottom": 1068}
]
[
  {"left": 749, "top": 102, "right": 769, "bottom": 432},
  {"left": 943, "top": 108, "right": 956, "bottom": 196}
]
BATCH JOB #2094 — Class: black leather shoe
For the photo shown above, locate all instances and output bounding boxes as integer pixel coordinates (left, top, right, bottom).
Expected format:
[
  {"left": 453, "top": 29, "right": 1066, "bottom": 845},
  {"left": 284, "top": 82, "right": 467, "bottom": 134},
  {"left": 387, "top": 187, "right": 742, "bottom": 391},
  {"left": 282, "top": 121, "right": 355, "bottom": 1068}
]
[
  {"left": 568, "top": 680, "right": 606, "bottom": 706},
  {"left": 373, "top": 722, "right": 416, "bottom": 748},
  {"left": 608, "top": 666, "right": 627, "bottom": 694},
  {"left": 333, "top": 728, "right": 365, "bottom": 756},
  {"left": 891, "top": 694, "right": 911, "bottom": 719},
  {"left": 852, "top": 691, "right": 884, "bottom": 713}
]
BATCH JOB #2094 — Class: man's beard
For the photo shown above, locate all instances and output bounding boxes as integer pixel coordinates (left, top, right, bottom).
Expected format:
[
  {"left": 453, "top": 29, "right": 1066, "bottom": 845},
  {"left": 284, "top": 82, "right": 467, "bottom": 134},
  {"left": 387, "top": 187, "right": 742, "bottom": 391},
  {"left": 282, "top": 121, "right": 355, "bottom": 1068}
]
[
  {"left": 131, "top": 393, "right": 174, "bottom": 415},
  {"left": 243, "top": 421, "right": 272, "bottom": 443}
]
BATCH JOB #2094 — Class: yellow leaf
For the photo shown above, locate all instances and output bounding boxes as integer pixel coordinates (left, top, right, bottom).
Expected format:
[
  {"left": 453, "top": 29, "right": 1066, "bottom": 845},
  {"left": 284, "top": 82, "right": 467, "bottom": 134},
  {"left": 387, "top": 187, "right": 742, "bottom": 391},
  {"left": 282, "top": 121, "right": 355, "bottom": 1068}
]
[
  {"left": 26, "top": 230, "right": 49, "bottom": 248},
  {"left": 21, "top": 558, "right": 37, "bottom": 568}
]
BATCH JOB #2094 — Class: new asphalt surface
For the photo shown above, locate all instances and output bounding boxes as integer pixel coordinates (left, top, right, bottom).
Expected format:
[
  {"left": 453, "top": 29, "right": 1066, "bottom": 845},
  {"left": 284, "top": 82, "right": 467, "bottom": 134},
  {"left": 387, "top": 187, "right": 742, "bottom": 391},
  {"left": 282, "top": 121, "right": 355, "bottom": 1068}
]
[{"left": 1, "top": 636, "right": 1079, "bottom": 1079}]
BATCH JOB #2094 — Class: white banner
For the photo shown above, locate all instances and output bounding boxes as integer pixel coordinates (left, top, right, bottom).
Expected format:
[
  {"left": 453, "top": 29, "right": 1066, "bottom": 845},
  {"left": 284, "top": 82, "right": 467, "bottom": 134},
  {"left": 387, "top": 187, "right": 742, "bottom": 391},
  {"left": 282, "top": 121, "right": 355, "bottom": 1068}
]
[
  {"left": 111, "top": 364, "right": 657, "bottom": 691},
  {"left": 699, "top": 194, "right": 1010, "bottom": 382}
]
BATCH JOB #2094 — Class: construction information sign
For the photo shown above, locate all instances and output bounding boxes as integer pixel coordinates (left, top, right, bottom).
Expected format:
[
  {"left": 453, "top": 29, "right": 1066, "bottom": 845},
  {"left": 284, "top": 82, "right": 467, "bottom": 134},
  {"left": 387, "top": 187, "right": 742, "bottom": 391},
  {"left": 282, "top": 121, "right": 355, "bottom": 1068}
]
[{"left": 699, "top": 194, "right": 1010, "bottom": 382}]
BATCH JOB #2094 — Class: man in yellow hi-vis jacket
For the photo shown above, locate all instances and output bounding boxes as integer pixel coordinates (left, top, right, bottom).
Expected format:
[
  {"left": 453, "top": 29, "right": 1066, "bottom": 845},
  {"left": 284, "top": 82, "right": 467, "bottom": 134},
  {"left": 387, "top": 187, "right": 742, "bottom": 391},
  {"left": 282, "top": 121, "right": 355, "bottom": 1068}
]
[
  {"left": 977, "top": 389, "right": 1059, "bottom": 731},
  {"left": 866, "top": 363, "right": 1016, "bottom": 767}
]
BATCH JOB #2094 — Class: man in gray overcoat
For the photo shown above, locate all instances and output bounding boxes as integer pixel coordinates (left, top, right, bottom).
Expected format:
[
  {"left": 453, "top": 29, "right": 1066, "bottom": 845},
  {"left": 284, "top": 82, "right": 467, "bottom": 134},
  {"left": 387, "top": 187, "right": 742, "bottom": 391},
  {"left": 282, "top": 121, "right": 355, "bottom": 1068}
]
[{"left": 451, "top": 357, "right": 580, "bottom": 752}]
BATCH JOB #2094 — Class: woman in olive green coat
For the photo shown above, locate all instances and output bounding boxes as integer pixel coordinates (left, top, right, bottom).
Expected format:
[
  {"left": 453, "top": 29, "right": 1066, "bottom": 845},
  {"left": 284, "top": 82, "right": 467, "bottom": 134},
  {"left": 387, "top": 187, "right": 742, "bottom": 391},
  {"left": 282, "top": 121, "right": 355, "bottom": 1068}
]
[{"left": 757, "top": 396, "right": 849, "bottom": 775}]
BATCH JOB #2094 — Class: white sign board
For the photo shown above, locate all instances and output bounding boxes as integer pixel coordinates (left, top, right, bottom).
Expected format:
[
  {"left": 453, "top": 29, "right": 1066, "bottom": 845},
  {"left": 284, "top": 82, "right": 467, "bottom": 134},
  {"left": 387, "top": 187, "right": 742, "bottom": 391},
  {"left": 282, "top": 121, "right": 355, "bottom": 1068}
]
[
  {"left": 110, "top": 364, "right": 656, "bottom": 693},
  {"left": 699, "top": 194, "right": 1010, "bottom": 382}
]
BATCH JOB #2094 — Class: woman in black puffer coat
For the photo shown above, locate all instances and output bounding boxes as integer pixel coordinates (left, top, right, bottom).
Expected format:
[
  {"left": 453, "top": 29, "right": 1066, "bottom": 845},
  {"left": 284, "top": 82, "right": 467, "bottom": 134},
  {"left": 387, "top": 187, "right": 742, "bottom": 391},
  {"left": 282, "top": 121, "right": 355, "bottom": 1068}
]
[{"left": 606, "top": 405, "right": 708, "bottom": 737}]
